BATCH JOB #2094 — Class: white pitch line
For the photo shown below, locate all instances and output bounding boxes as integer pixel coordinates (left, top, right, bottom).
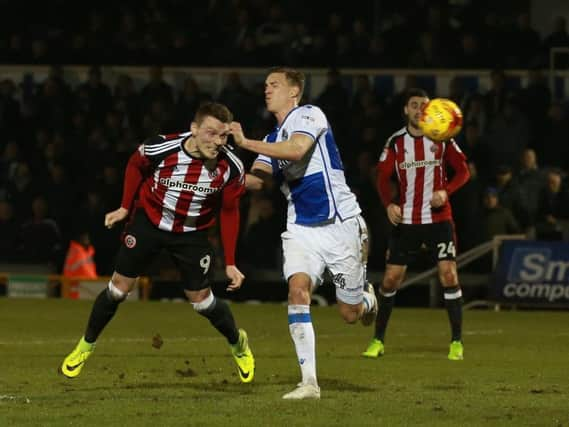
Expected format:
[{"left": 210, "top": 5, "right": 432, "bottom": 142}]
[
  {"left": 0, "top": 330, "right": 503, "bottom": 346},
  {"left": 0, "top": 336, "right": 221, "bottom": 346}
]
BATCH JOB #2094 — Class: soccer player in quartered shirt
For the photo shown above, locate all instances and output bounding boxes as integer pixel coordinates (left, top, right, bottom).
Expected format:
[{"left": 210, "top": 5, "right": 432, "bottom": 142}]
[
  {"left": 362, "top": 88, "right": 471, "bottom": 361},
  {"left": 60, "top": 103, "right": 255, "bottom": 383},
  {"left": 230, "top": 67, "right": 378, "bottom": 400}
]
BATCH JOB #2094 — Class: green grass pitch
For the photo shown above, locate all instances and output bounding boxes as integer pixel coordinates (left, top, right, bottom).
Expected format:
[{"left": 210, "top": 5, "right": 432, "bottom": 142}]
[{"left": 1, "top": 299, "right": 568, "bottom": 426}]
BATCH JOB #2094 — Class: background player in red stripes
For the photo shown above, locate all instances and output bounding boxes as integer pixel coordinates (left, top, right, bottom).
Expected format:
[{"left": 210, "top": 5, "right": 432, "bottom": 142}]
[
  {"left": 60, "top": 102, "right": 255, "bottom": 383},
  {"left": 362, "top": 88, "right": 470, "bottom": 360}
]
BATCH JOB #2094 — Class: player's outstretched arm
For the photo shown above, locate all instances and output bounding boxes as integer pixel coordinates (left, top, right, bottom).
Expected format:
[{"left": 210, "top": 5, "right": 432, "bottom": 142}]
[{"left": 230, "top": 121, "right": 313, "bottom": 161}]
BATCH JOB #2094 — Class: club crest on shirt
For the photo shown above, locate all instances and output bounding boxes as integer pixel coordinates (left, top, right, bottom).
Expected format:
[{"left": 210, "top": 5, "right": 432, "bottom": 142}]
[
  {"left": 430, "top": 143, "right": 441, "bottom": 154},
  {"left": 124, "top": 234, "right": 137, "bottom": 249},
  {"left": 208, "top": 168, "right": 219, "bottom": 178}
]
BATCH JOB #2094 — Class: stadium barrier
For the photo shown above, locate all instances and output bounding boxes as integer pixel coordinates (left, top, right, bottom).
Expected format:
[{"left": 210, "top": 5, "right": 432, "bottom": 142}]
[
  {"left": 493, "top": 240, "right": 569, "bottom": 307},
  {"left": 0, "top": 273, "right": 150, "bottom": 300}
]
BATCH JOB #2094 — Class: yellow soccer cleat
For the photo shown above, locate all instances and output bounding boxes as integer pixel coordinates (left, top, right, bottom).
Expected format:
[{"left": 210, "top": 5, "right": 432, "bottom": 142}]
[
  {"left": 231, "top": 329, "right": 255, "bottom": 383},
  {"left": 361, "top": 338, "right": 385, "bottom": 358},
  {"left": 60, "top": 336, "right": 95, "bottom": 378},
  {"left": 448, "top": 340, "right": 464, "bottom": 361}
]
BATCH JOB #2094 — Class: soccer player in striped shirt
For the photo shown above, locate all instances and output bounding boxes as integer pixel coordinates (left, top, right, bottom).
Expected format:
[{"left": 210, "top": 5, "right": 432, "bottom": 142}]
[
  {"left": 60, "top": 102, "right": 255, "bottom": 383},
  {"left": 231, "top": 67, "right": 378, "bottom": 399},
  {"left": 362, "top": 88, "right": 470, "bottom": 361}
]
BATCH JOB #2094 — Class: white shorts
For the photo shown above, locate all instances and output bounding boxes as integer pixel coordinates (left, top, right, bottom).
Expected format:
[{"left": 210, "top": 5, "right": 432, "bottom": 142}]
[{"left": 281, "top": 215, "right": 369, "bottom": 305}]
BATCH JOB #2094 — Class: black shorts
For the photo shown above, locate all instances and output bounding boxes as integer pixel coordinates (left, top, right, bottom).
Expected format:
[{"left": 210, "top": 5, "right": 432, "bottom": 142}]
[
  {"left": 115, "top": 210, "right": 214, "bottom": 291},
  {"left": 387, "top": 221, "right": 456, "bottom": 266}
]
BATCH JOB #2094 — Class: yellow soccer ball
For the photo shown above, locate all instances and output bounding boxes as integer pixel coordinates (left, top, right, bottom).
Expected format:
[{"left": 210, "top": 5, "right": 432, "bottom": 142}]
[{"left": 419, "top": 98, "right": 463, "bottom": 141}]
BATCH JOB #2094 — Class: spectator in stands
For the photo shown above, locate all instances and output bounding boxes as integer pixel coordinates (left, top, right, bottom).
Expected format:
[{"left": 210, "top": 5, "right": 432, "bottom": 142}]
[
  {"left": 486, "top": 94, "right": 529, "bottom": 171},
  {"left": 455, "top": 32, "right": 485, "bottom": 69},
  {"left": 480, "top": 187, "right": 521, "bottom": 241},
  {"left": 542, "top": 16, "right": 569, "bottom": 67},
  {"left": 175, "top": 76, "right": 211, "bottom": 129},
  {"left": 521, "top": 69, "right": 551, "bottom": 142},
  {"left": 493, "top": 165, "right": 530, "bottom": 229},
  {"left": 0, "top": 141, "right": 21, "bottom": 184},
  {"left": 18, "top": 195, "right": 63, "bottom": 267},
  {"left": 459, "top": 121, "right": 492, "bottom": 185},
  {"left": 113, "top": 74, "right": 142, "bottom": 130},
  {"left": 535, "top": 169, "right": 569, "bottom": 240},
  {"left": 540, "top": 102, "right": 569, "bottom": 171},
  {"left": 452, "top": 162, "right": 484, "bottom": 251},
  {"left": 140, "top": 66, "right": 174, "bottom": 115},
  {"left": 484, "top": 69, "right": 510, "bottom": 121},
  {"left": 517, "top": 148, "right": 546, "bottom": 225},
  {"left": 241, "top": 194, "right": 282, "bottom": 269},
  {"left": 0, "top": 79, "right": 22, "bottom": 139},
  {"left": 217, "top": 72, "right": 256, "bottom": 127},
  {"left": 43, "top": 163, "right": 75, "bottom": 237},
  {"left": 7, "top": 161, "right": 38, "bottom": 220},
  {"left": 316, "top": 69, "right": 350, "bottom": 141},
  {"left": 0, "top": 200, "right": 20, "bottom": 262},
  {"left": 508, "top": 13, "right": 541, "bottom": 68},
  {"left": 78, "top": 66, "right": 113, "bottom": 122}
]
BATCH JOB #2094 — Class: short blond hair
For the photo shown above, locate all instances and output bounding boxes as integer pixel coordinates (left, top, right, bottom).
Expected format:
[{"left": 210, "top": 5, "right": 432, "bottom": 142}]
[{"left": 268, "top": 67, "right": 305, "bottom": 101}]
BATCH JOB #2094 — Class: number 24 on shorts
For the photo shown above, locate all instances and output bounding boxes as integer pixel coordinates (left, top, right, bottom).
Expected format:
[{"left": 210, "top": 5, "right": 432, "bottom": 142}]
[{"left": 437, "top": 241, "right": 456, "bottom": 259}]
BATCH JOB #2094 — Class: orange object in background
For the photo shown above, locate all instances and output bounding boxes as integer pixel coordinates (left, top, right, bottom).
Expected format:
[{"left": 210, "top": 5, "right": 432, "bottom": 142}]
[{"left": 62, "top": 239, "right": 97, "bottom": 299}]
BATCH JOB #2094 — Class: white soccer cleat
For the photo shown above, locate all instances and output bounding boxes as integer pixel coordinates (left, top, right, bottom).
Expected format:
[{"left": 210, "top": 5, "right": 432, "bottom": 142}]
[
  {"left": 360, "top": 281, "right": 378, "bottom": 326},
  {"left": 282, "top": 382, "right": 321, "bottom": 400}
]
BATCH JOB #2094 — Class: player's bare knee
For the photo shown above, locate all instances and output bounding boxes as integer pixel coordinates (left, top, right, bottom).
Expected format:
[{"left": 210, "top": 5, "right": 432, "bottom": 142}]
[
  {"left": 382, "top": 274, "right": 402, "bottom": 292},
  {"left": 288, "top": 286, "right": 310, "bottom": 304},
  {"left": 440, "top": 269, "right": 458, "bottom": 286},
  {"left": 288, "top": 276, "right": 311, "bottom": 304},
  {"left": 339, "top": 305, "right": 359, "bottom": 324}
]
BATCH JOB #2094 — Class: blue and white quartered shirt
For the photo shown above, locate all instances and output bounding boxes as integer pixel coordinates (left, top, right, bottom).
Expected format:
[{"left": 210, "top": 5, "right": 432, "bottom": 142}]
[{"left": 254, "top": 105, "right": 361, "bottom": 226}]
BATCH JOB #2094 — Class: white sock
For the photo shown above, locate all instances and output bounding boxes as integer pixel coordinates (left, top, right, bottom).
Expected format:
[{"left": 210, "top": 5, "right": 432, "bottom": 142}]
[{"left": 288, "top": 304, "right": 317, "bottom": 386}]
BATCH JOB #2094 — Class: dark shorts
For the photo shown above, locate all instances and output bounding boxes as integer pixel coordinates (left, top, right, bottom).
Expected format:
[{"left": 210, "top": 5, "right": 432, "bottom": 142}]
[
  {"left": 115, "top": 210, "right": 214, "bottom": 291},
  {"left": 387, "top": 221, "right": 456, "bottom": 266}
]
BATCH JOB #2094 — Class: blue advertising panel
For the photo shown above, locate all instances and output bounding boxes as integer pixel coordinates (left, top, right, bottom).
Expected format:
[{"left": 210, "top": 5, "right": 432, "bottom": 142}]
[{"left": 493, "top": 241, "right": 569, "bottom": 305}]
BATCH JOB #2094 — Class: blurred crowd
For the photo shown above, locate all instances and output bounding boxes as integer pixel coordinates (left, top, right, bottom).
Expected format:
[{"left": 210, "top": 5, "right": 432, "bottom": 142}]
[
  {"left": 1, "top": 0, "right": 569, "bottom": 277},
  {"left": 1, "top": 0, "right": 569, "bottom": 69},
  {"left": 1, "top": 63, "right": 568, "bottom": 276}
]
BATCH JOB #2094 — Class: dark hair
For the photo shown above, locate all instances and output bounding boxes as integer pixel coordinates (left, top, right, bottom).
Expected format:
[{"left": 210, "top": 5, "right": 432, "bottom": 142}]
[
  {"left": 404, "top": 88, "right": 429, "bottom": 105},
  {"left": 193, "top": 102, "right": 233, "bottom": 125},
  {"left": 268, "top": 66, "right": 305, "bottom": 101}
]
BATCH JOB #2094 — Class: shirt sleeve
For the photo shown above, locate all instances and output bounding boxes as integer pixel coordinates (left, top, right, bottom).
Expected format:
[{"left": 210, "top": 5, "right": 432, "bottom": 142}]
[
  {"left": 289, "top": 106, "right": 327, "bottom": 141},
  {"left": 120, "top": 147, "right": 152, "bottom": 210},
  {"left": 220, "top": 175, "right": 245, "bottom": 266},
  {"left": 376, "top": 141, "right": 397, "bottom": 208},
  {"left": 444, "top": 139, "right": 470, "bottom": 196}
]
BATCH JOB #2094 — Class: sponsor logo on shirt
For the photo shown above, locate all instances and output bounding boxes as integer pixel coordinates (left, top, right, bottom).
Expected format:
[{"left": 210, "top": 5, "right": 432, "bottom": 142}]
[
  {"left": 158, "top": 178, "right": 217, "bottom": 193},
  {"left": 399, "top": 159, "right": 442, "bottom": 169}
]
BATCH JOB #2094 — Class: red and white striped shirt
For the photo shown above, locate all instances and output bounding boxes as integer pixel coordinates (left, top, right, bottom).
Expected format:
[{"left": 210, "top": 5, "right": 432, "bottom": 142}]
[
  {"left": 377, "top": 127, "right": 470, "bottom": 224},
  {"left": 120, "top": 131, "right": 245, "bottom": 264}
]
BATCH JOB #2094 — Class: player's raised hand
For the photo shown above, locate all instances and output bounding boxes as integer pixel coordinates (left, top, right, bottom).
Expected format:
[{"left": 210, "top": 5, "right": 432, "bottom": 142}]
[
  {"left": 229, "top": 121, "right": 246, "bottom": 147},
  {"left": 104, "top": 207, "right": 129, "bottom": 229},
  {"left": 386, "top": 203, "right": 402, "bottom": 225},
  {"left": 430, "top": 190, "right": 448, "bottom": 208},
  {"left": 225, "top": 265, "right": 245, "bottom": 291}
]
